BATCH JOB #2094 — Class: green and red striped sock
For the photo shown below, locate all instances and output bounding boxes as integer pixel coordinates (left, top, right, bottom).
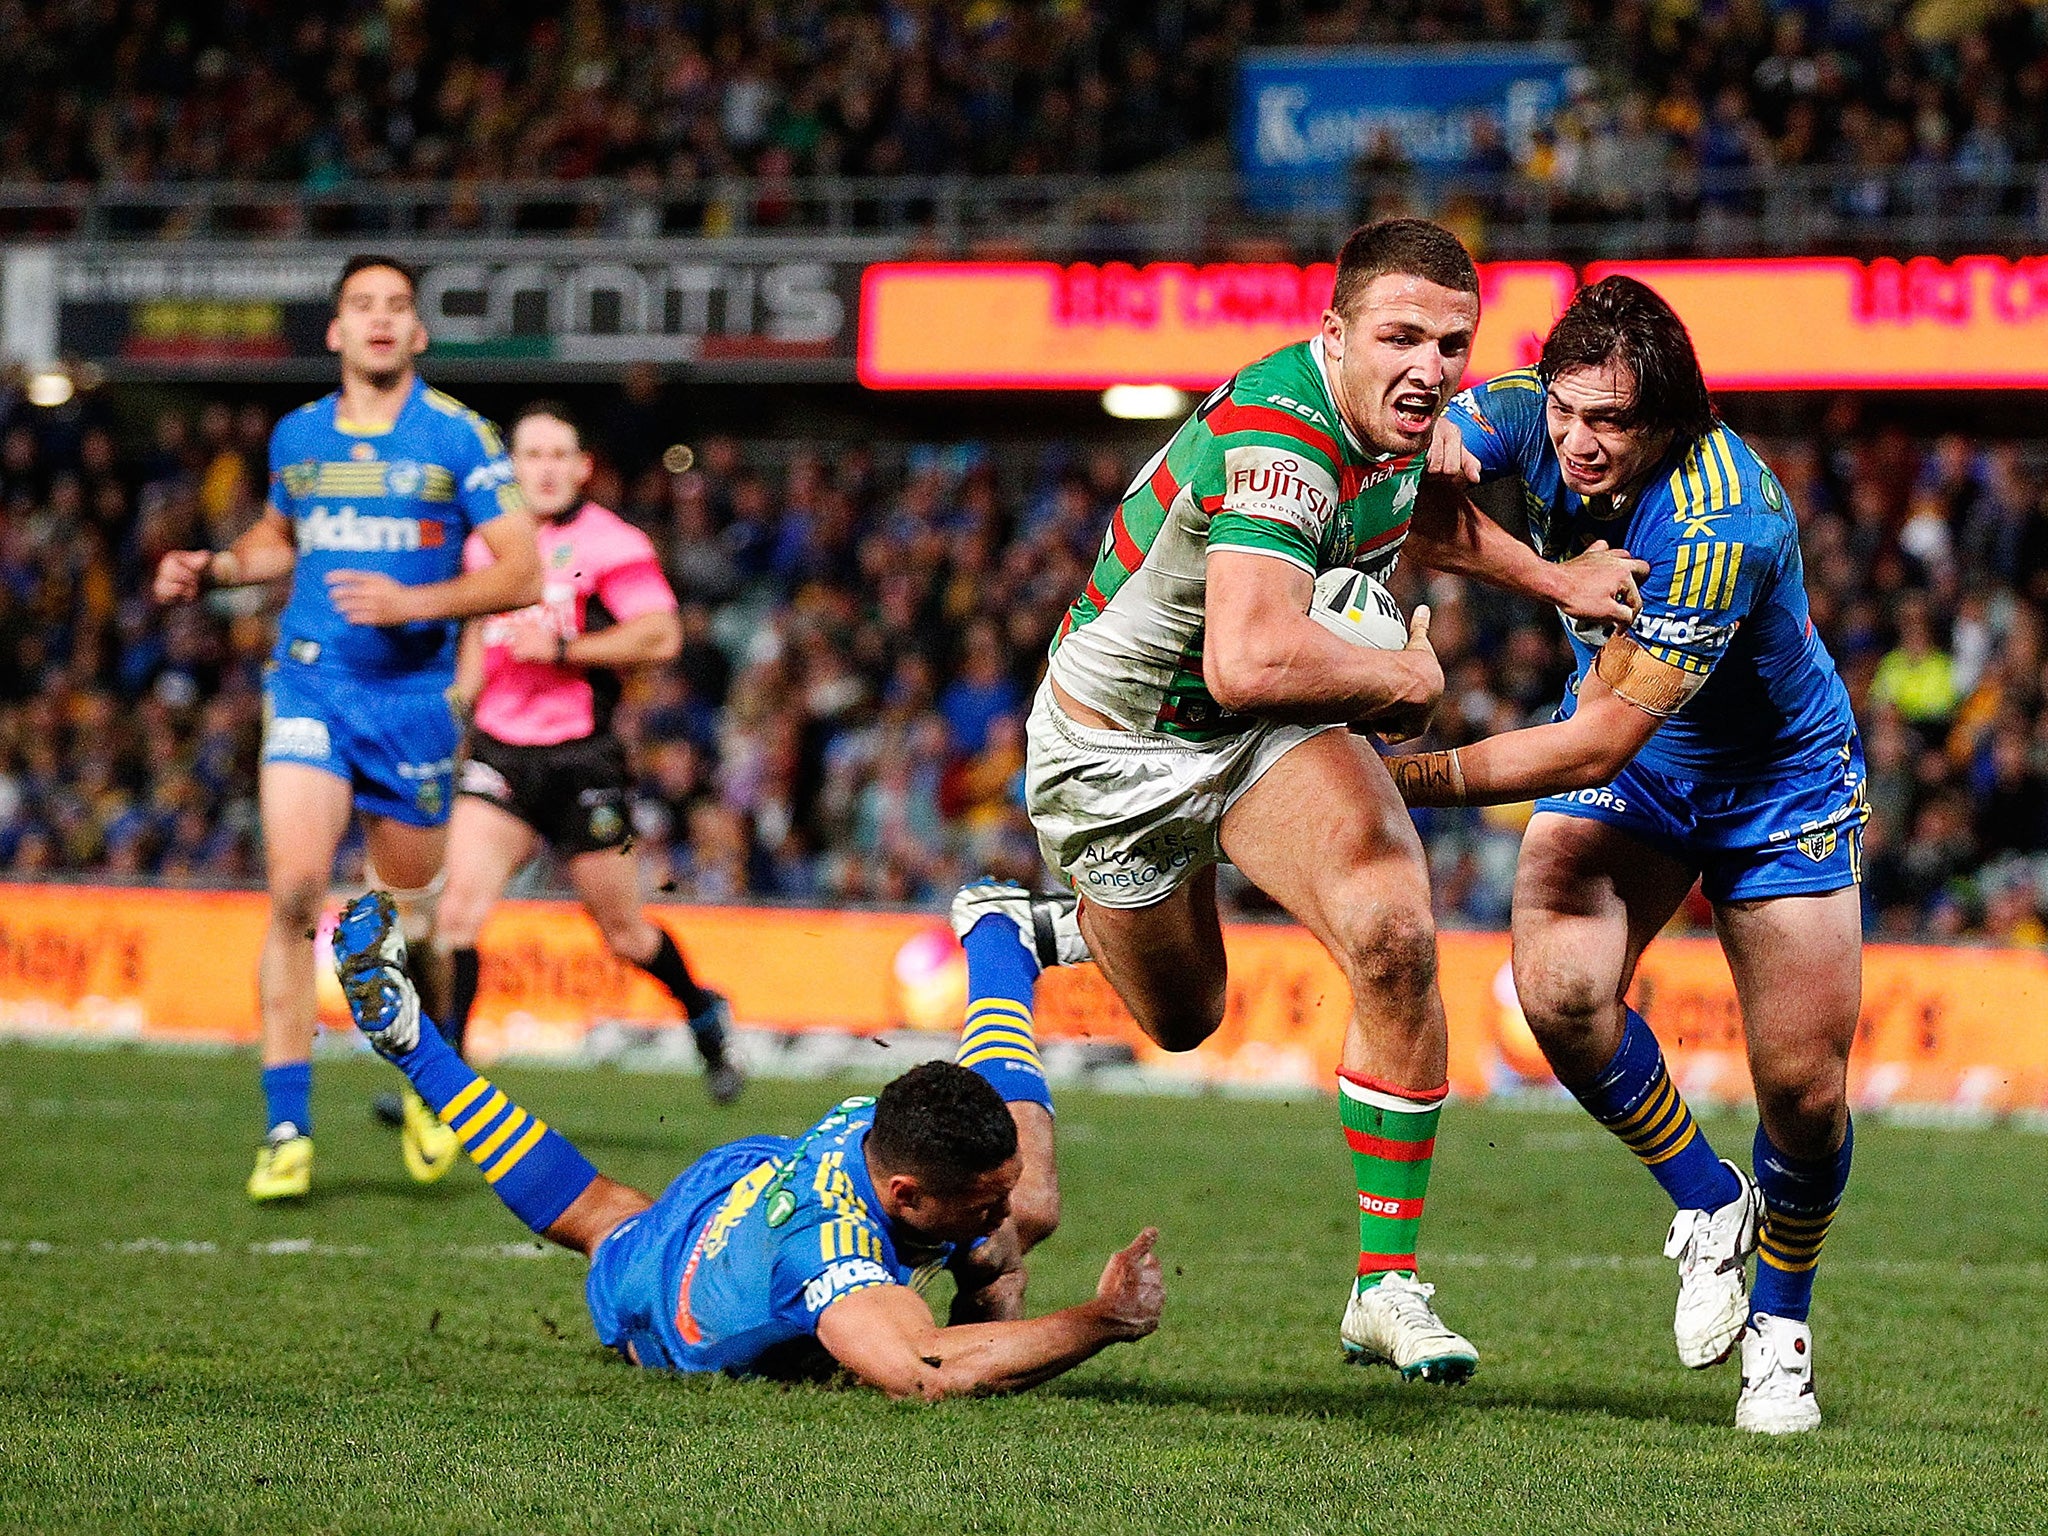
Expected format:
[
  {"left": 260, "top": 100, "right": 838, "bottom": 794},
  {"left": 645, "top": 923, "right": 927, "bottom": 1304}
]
[{"left": 1339, "top": 1069, "right": 1445, "bottom": 1288}]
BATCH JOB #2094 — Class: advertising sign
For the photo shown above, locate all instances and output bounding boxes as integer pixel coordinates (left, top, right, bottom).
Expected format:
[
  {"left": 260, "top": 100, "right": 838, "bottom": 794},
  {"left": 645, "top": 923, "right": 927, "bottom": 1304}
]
[
  {"left": 1236, "top": 45, "right": 1579, "bottom": 206},
  {"left": 8, "top": 248, "right": 863, "bottom": 380},
  {"left": 859, "top": 255, "right": 2048, "bottom": 392},
  {"left": 859, "top": 259, "right": 1575, "bottom": 389},
  {"left": 4, "top": 884, "right": 2045, "bottom": 1113}
]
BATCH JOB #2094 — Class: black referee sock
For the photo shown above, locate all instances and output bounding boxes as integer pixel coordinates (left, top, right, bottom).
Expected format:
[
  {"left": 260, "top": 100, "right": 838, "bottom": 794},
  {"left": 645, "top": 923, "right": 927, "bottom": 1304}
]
[
  {"left": 445, "top": 946, "right": 480, "bottom": 1061},
  {"left": 639, "top": 929, "right": 725, "bottom": 1062}
]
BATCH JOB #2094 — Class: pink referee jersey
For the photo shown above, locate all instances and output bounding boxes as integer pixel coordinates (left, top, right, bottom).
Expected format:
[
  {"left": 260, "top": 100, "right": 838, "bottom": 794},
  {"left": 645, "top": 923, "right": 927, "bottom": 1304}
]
[{"left": 468, "top": 502, "right": 679, "bottom": 747}]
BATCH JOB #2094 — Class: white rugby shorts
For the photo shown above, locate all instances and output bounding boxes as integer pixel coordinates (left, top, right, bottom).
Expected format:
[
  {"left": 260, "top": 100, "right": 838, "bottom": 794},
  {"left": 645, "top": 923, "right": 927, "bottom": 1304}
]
[{"left": 1024, "top": 679, "right": 1339, "bottom": 909}]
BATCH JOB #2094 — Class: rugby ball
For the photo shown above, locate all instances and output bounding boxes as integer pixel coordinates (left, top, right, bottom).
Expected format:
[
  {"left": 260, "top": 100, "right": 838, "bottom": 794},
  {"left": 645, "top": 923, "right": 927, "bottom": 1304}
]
[{"left": 1309, "top": 567, "right": 1408, "bottom": 650}]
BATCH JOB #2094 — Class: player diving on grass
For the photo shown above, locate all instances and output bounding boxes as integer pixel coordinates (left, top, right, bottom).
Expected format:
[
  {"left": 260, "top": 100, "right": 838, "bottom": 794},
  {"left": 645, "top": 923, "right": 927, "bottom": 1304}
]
[
  {"left": 381, "top": 400, "right": 740, "bottom": 1147},
  {"left": 331, "top": 889, "right": 1164, "bottom": 1396},
  {"left": 949, "top": 219, "right": 1649, "bottom": 1385},
  {"left": 1389, "top": 276, "right": 1866, "bottom": 1433},
  {"left": 154, "top": 255, "right": 541, "bottom": 1203}
]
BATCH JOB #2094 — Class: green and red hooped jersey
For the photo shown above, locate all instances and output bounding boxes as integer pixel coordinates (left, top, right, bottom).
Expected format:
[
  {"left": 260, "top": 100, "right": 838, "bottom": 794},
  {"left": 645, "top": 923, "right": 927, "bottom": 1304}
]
[{"left": 1047, "top": 337, "right": 1422, "bottom": 742}]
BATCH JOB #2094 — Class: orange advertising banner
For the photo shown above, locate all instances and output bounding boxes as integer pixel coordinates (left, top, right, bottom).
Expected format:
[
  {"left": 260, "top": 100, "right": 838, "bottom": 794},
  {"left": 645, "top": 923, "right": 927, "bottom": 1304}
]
[
  {"left": 856, "top": 255, "right": 2048, "bottom": 393},
  {"left": 856, "top": 260, "right": 1575, "bottom": 390},
  {"left": 2, "top": 884, "right": 2044, "bottom": 1110}
]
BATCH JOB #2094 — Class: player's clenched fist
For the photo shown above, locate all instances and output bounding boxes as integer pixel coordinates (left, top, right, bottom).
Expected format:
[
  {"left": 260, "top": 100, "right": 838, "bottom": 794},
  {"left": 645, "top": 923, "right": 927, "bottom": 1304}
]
[
  {"left": 1090, "top": 1227, "right": 1166, "bottom": 1341},
  {"left": 153, "top": 549, "right": 213, "bottom": 605},
  {"left": 1556, "top": 540, "right": 1651, "bottom": 630},
  {"left": 326, "top": 569, "right": 424, "bottom": 627}
]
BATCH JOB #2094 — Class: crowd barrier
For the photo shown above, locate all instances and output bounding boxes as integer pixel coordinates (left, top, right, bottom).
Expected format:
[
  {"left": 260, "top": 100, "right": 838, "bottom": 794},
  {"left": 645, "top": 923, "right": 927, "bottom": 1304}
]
[{"left": 2, "top": 883, "right": 2044, "bottom": 1110}]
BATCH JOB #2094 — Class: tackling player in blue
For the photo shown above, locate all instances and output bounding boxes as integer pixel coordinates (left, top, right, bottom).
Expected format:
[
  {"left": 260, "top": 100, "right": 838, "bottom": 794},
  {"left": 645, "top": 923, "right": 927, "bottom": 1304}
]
[
  {"left": 328, "top": 889, "right": 1165, "bottom": 1395},
  {"left": 1393, "top": 276, "right": 1865, "bottom": 1433},
  {"left": 153, "top": 255, "right": 542, "bottom": 1203}
]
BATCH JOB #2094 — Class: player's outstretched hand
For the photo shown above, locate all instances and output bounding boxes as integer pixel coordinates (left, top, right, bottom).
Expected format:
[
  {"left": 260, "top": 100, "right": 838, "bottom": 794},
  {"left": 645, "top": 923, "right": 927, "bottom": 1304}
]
[
  {"left": 1556, "top": 540, "right": 1651, "bottom": 630},
  {"left": 1091, "top": 1227, "right": 1165, "bottom": 1341},
  {"left": 1424, "top": 416, "right": 1480, "bottom": 484},
  {"left": 153, "top": 549, "right": 211, "bottom": 606},
  {"left": 327, "top": 570, "right": 422, "bottom": 627}
]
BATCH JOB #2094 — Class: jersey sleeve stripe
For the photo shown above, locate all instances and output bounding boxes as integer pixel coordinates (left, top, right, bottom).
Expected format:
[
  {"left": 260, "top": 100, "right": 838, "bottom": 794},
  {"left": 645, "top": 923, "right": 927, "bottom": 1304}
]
[
  {"left": 1109, "top": 505, "right": 1145, "bottom": 575},
  {"left": 1204, "top": 400, "right": 1341, "bottom": 467},
  {"left": 1148, "top": 456, "right": 1183, "bottom": 511}
]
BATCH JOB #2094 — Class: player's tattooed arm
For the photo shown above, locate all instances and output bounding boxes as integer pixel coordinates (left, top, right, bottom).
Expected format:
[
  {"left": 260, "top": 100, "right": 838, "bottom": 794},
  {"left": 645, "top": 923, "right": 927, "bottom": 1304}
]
[
  {"left": 1386, "top": 749, "right": 1467, "bottom": 808},
  {"left": 815, "top": 1228, "right": 1164, "bottom": 1401},
  {"left": 1394, "top": 655, "right": 1671, "bottom": 807}
]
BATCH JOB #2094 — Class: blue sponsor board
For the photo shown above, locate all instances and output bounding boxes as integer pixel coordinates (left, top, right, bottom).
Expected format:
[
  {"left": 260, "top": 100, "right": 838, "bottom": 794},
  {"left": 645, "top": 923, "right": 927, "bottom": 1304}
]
[{"left": 1236, "top": 45, "right": 1579, "bottom": 208}]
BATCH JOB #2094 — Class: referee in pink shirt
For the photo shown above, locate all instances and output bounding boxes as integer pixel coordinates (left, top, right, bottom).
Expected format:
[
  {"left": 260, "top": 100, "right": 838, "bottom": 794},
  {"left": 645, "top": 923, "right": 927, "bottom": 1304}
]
[{"left": 384, "top": 402, "right": 741, "bottom": 1171}]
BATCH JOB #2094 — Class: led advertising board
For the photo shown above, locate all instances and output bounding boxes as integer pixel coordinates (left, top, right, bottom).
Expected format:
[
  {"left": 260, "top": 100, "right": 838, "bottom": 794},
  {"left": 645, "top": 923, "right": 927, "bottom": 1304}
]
[{"left": 858, "top": 255, "right": 2048, "bottom": 392}]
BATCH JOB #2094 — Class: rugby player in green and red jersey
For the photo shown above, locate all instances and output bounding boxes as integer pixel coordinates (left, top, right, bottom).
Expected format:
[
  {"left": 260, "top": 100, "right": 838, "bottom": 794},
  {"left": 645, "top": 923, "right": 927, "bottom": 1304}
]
[{"left": 949, "top": 220, "right": 1651, "bottom": 1384}]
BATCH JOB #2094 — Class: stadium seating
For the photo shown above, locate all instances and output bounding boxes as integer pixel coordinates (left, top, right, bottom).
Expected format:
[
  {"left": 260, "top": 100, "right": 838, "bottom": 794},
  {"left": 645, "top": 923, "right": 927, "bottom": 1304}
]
[{"left": 1, "top": 382, "right": 2044, "bottom": 944}]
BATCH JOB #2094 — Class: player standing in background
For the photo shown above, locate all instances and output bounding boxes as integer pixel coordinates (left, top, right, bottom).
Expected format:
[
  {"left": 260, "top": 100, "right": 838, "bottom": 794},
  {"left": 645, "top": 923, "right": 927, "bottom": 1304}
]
[
  {"left": 154, "top": 255, "right": 542, "bottom": 1202},
  {"left": 332, "top": 889, "right": 1162, "bottom": 1395},
  {"left": 951, "top": 220, "right": 1649, "bottom": 1385},
  {"left": 419, "top": 402, "right": 740, "bottom": 1146},
  {"left": 1395, "top": 276, "right": 1866, "bottom": 1433}
]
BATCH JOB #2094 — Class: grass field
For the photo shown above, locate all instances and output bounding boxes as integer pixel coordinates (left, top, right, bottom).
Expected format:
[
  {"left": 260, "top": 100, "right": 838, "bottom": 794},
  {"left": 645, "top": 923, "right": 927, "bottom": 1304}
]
[{"left": 2, "top": 1041, "right": 2044, "bottom": 1534}]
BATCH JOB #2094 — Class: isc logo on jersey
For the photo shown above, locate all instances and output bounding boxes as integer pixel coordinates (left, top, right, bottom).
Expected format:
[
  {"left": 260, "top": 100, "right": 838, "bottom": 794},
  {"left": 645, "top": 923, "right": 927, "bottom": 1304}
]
[
  {"left": 297, "top": 506, "right": 446, "bottom": 553},
  {"left": 803, "top": 1257, "right": 893, "bottom": 1314},
  {"left": 1634, "top": 611, "right": 1738, "bottom": 648}
]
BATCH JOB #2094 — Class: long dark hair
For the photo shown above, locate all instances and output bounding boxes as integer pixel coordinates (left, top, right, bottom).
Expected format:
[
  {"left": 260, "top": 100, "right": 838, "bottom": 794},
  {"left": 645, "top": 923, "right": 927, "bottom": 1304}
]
[{"left": 1539, "top": 276, "right": 1716, "bottom": 444}]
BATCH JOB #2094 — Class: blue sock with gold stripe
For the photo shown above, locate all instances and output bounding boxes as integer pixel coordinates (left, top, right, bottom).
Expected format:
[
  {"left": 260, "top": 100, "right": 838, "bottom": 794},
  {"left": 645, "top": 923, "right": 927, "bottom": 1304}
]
[
  {"left": 1570, "top": 1009, "right": 1739, "bottom": 1211},
  {"left": 387, "top": 1017, "right": 597, "bottom": 1233},
  {"left": 1751, "top": 1118, "right": 1852, "bottom": 1323},
  {"left": 956, "top": 915, "right": 1053, "bottom": 1112}
]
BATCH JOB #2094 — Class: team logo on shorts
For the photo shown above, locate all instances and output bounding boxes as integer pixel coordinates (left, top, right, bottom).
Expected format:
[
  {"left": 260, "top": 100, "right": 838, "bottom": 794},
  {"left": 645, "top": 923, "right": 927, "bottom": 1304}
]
[
  {"left": 415, "top": 780, "right": 444, "bottom": 818},
  {"left": 589, "top": 804, "right": 624, "bottom": 845},
  {"left": 1797, "top": 827, "right": 1838, "bottom": 862}
]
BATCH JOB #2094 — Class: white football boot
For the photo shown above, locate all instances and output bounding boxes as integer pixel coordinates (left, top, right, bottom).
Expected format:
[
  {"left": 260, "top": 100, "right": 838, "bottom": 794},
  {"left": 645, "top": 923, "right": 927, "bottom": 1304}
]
[
  {"left": 1664, "top": 1160, "right": 1765, "bottom": 1368},
  {"left": 1340, "top": 1273, "right": 1479, "bottom": 1385},
  {"left": 950, "top": 879, "right": 1090, "bottom": 968},
  {"left": 1735, "top": 1314, "right": 1822, "bottom": 1434}
]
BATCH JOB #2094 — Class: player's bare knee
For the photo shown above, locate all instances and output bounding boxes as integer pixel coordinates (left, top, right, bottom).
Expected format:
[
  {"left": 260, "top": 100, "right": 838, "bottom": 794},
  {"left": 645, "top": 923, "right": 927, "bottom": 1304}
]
[
  {"left": 1334, "top": 900, "right": 1437, "bottom": 1013},
  {"left": 268, "top": 873, "right": 328, "bottom": 935},
  {"left": 1511, "top": 952, "right": 1609, "bottom": 1046},
  {"left": 1135, "top": 987, "right": 1225, "bottom": 1052},
  {"left": 1753, "top": 1066, "right": 1848, "bottom": 1155}
]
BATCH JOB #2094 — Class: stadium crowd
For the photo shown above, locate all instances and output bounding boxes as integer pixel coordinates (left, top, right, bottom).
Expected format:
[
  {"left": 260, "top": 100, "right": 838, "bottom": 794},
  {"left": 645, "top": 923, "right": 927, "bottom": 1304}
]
[
  {"left": 1, "top": 378, "right": 2047, "bottom": 945},
  {"left": 0, "top": 0, "right": 2041, "bottom": 228}
]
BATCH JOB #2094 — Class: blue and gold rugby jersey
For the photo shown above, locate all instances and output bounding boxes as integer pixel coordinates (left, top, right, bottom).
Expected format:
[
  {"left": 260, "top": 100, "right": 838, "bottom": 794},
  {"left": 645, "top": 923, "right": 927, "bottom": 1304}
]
[
  {"left": 268, "top": 378, "right": 522, "bottom": 680},
  {"left": 584, "top": 1096, "right": 956, "bottom": 1376},
  {"left": 1444, "top": 368, "right": 1856, "bottom": 780}
]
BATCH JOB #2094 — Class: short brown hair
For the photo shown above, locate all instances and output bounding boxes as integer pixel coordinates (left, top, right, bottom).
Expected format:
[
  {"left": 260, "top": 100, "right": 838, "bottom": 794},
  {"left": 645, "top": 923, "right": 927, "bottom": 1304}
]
[
  {"left": 333, "top": 254, "right": 418, "bottom": 311},
  {"left": 1330, "top": 218, "right": 1480, "bottom": 320},
  {"left": 511, "top": 399, "right": 583, "bottom": 446}
]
